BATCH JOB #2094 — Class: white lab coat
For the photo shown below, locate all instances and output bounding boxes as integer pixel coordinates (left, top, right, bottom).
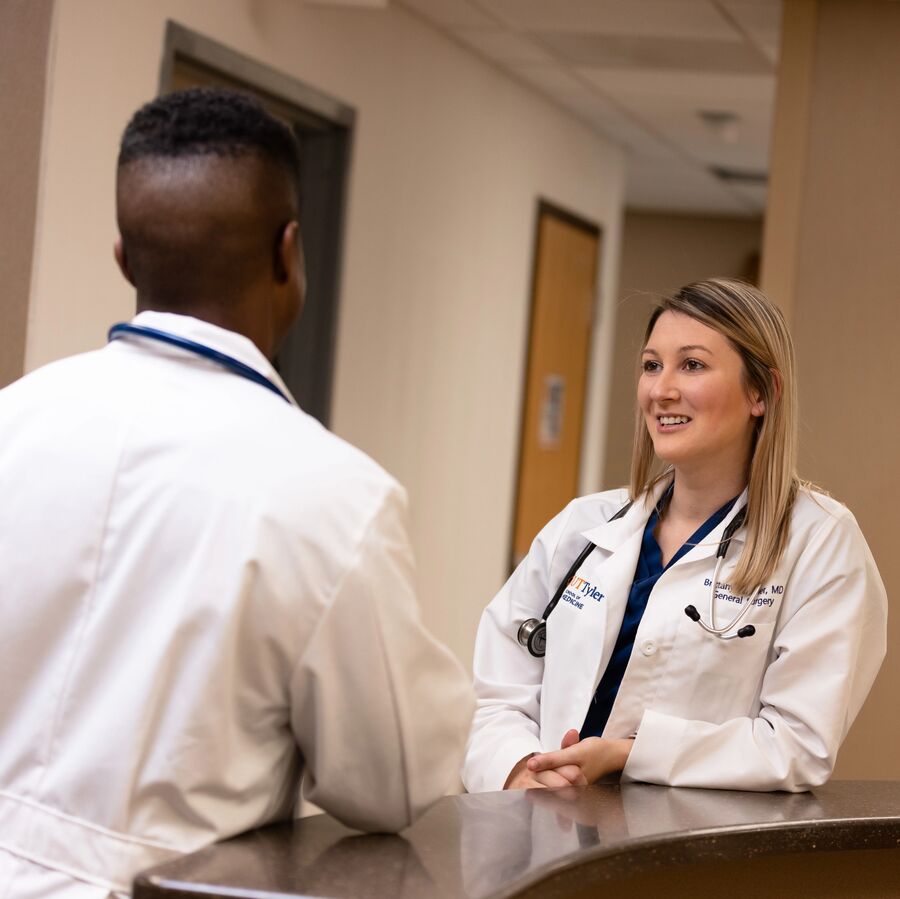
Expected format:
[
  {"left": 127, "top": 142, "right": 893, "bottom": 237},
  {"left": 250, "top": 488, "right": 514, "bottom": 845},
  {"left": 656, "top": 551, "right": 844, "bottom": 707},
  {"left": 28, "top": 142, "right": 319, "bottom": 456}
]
[
  {"left": 462, "top": 479, "right": 887, "bottom": 794},
  {"left": 0, "top": 313, "right": 474, "bottom": 898}
]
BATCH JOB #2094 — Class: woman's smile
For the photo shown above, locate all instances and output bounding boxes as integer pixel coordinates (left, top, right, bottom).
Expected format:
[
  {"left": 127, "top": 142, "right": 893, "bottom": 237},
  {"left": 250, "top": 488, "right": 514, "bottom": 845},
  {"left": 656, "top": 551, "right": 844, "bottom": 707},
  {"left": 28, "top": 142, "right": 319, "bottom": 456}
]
[{"left": 656, "top": 414, "right": 691, "bottom": 430}]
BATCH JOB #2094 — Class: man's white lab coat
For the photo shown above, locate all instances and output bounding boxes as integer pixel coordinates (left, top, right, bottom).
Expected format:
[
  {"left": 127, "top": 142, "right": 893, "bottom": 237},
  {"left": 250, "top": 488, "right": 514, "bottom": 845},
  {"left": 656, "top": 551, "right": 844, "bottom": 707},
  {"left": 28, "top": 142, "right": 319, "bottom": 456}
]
[{"left": 0, "top": 313, "right": 473, "bottom": 897}]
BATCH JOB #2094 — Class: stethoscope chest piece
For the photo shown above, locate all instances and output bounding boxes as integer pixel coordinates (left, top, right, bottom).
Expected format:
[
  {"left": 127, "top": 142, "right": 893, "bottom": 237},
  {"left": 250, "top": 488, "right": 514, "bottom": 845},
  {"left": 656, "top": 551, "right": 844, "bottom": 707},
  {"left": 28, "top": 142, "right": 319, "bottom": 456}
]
[
  {"left": 517, "top": 503, "right": 630, "bottom": 659},
  {"left": 517, "top": 618, "right": 547, "bottom": 657}
]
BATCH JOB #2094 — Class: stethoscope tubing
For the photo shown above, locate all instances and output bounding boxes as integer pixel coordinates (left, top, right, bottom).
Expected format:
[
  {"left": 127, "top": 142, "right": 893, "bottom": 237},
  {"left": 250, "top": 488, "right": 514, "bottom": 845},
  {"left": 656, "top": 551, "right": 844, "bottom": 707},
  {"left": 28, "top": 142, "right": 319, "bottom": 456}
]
[
  {"left": 107, "top": 323, "right": 291, "bottom": 405},
  {"left": 687, "top": 553, "right": 760, "bottom": 639}
]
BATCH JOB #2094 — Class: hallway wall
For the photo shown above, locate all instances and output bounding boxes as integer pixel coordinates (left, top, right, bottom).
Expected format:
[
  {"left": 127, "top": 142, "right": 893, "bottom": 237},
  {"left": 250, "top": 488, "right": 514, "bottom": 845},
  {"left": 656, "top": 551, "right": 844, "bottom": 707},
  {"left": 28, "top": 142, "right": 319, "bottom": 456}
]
[
  {"left": 762, "top": 0, "right": 900, "bottom": 780},
  {"left": 0, "top": 0, "right": 54, "bottom": 389}
]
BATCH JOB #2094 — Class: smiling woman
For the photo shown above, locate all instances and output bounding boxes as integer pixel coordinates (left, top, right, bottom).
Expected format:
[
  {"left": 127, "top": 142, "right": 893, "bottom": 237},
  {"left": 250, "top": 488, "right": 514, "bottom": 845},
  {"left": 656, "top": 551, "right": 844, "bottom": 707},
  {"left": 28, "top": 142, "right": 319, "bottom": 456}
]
[{"left": 462, "top": 278, "right": 888, "bottom": 796}]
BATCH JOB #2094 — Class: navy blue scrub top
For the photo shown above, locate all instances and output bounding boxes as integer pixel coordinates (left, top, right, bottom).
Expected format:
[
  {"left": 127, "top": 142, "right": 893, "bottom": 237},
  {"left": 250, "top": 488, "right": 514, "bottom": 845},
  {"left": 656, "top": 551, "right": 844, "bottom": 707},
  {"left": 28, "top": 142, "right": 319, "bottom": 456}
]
[{"left": 580, "top": 493, "right": 738, "bottom": 739}]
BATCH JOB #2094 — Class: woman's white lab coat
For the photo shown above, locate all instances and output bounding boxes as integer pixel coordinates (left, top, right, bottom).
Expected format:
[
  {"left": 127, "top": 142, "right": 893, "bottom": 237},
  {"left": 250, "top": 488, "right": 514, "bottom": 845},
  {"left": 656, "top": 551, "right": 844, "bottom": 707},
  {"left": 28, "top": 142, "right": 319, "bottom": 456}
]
[{"left": 462, "top": 479, "right": 887, "bottom": 794}]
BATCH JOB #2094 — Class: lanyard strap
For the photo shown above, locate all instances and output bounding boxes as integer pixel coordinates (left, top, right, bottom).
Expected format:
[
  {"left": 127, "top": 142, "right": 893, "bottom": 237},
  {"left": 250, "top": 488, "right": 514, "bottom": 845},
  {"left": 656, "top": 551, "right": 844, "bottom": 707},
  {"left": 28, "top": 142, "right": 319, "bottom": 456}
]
[{"left": 108, "top": 323, "right": 291, "bottom": 404}]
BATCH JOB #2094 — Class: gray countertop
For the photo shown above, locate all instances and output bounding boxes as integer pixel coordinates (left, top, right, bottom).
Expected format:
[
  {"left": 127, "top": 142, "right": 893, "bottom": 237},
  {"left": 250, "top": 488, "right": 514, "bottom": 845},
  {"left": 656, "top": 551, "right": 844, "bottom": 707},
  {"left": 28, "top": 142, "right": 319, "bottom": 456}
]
[{"left": 133, "top": 781, "right": 900, "bottom": 899}]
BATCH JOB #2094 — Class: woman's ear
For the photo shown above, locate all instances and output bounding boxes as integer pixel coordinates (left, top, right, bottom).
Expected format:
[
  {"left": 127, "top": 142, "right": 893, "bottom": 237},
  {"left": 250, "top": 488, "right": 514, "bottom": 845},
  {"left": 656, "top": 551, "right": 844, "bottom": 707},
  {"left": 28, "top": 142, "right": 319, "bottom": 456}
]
[{"left": 751, "top": 370, "right": 782, "bottom": 419}]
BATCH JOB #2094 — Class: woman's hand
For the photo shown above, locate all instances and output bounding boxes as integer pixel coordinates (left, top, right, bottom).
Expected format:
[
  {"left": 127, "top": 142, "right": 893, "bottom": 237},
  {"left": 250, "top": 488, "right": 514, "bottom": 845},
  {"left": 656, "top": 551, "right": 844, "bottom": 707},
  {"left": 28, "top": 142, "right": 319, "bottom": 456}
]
[
  {"left": 526, "top": 731, "right": 633, "bottom": 784},
  {"left": 504, "top": 730, "right": 588, "bottom": 790}
]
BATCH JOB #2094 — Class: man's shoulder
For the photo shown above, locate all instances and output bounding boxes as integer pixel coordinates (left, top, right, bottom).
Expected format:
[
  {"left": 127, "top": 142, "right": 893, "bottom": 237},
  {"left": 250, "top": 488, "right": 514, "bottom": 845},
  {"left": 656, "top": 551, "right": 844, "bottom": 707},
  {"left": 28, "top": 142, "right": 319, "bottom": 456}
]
[
  {"left": 257, "top": 410, "right": 403, "bottom": 529},
  {"left": 0, "top": 350, "right": 103, "bottom": 397},
  {"left": 0, "top": 351, "right": 110, "bottom": 428},
  {"left": 272, "top": 410, "right": 396, "bottom": 489}
]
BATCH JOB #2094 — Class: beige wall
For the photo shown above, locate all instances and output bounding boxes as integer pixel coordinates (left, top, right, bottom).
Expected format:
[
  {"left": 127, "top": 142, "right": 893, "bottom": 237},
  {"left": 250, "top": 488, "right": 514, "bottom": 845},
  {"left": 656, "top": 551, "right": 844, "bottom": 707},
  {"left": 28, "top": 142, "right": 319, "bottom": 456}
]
[
  {"left": 602, "top": 211, "right": 762, "bottom": 489},
  {"left": 25, "top": 0, "right": 626, "bottom": 666},
  {"left": 762, "top": 0, "right": 900, "bottom": 780},
  {"left": 0, "top": 0, "right": 54, "bottom": 389}
]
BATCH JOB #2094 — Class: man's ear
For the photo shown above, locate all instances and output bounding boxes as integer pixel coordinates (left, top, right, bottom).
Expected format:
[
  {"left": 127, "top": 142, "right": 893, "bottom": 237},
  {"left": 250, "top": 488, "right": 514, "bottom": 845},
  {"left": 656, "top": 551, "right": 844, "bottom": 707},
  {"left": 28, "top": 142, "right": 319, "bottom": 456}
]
[
  {"left": 270, "top": 221, "right": 305, "bottom": 357},
  {"left": 114, "top": 237, "right": 135, "bottom": 286},
  {"left": 274, "top": 221, "right": 303, "bottom": 281},
  {"left": 276, "top": 220, "right": 306, "bottom": 312}
]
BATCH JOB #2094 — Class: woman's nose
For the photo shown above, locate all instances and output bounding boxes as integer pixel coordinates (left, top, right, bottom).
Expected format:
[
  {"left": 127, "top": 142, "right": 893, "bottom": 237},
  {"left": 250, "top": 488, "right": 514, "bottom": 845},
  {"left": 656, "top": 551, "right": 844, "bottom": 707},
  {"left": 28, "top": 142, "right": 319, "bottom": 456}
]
[{"left": 650, "top": 369, "right": 680, "bottom": 401}]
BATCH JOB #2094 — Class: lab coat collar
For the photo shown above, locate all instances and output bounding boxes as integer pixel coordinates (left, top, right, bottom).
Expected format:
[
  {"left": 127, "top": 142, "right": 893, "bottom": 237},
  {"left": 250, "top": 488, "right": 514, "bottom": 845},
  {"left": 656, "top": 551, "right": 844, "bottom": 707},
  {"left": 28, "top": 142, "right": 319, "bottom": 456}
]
[
  {"left": 125, "top": 311, "right": 299, "bottom": 407},
  {"left": 580, "top": 478, "right": 672, "bottom": 552},
  {"left": 580, "top": 477, "right": 749, "bottom": 560}
]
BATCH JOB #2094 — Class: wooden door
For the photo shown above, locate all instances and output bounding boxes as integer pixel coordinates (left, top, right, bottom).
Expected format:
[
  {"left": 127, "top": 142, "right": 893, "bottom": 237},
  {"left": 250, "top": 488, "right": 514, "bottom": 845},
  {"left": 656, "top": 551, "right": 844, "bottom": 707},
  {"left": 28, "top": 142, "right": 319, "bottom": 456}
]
[{"left": 512, "top": 204, "right": 600, "bottom": 566}]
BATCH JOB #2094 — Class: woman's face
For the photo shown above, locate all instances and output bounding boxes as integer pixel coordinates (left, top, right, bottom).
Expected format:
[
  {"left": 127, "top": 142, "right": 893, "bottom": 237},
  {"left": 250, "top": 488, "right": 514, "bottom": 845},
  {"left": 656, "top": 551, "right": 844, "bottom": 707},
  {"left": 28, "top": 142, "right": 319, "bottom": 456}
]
[{"left": 638, "top": 311, "right": 764, "bottom": 477}]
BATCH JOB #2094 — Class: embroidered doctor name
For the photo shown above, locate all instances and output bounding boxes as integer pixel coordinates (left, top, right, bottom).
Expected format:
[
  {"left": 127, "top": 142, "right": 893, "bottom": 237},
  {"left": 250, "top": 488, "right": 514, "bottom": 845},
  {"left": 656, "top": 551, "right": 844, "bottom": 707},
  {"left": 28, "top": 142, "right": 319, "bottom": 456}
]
[
  {"left": 704, "top": 579, "right": 783, "bottom": 607},
  {"left": 561, "top": 575, "right": 605, "bottom": 610}
]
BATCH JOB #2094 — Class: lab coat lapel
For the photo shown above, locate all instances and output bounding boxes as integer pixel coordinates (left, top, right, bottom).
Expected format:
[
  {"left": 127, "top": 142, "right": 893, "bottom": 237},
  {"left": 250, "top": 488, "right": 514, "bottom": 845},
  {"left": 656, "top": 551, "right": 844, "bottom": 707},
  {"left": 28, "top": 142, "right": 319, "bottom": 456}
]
[
  {"left": 578, "top": 489, "right": 668, "bottom": 698},
  {"left": 543, "top": 488, "right": 662, "bottom": 747},
  {"left": 584, "top": 525, "right": 644, "bottom": 693}
]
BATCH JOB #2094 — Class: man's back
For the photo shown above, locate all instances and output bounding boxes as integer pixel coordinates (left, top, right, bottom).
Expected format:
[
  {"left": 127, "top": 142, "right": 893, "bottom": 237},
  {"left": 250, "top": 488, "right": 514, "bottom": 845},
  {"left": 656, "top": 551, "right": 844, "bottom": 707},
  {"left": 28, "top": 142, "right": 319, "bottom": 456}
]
[{"left": 0, "top": 313, "right": 473, "bottom": 896}]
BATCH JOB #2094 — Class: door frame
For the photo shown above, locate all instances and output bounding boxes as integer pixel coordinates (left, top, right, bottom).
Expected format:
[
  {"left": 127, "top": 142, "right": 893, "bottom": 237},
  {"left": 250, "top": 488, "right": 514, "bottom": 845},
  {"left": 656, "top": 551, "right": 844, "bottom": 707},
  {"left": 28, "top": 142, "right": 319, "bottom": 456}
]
[
  {"left": 160, "top": 22, "right": 354, "bottom": 128},
  {"left": 509, "top": 199, "right": 602, "bottom": 571}
]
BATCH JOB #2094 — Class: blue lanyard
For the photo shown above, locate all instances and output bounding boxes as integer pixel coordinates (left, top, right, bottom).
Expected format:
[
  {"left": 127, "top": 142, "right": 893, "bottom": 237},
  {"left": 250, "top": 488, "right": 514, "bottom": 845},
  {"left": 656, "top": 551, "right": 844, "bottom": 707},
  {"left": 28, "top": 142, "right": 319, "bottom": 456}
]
[{"left": 107, "top": 323, "right": 291, "bottom": 404}]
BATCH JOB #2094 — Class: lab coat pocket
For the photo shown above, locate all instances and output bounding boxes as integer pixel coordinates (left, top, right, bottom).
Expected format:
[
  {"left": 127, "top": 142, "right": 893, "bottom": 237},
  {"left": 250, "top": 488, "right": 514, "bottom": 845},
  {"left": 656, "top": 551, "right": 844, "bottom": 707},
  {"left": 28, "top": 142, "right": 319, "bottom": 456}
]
[{"left": 681, "top": 616, "right": 778, "bottom": 724}]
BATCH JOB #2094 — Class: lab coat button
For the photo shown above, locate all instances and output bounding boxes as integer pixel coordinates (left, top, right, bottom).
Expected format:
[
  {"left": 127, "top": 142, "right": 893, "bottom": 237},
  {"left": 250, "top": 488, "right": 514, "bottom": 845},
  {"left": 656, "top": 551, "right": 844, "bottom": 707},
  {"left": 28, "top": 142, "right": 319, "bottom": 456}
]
[{"left": 640, "top": 639, "right": 657, "bottom": 656}]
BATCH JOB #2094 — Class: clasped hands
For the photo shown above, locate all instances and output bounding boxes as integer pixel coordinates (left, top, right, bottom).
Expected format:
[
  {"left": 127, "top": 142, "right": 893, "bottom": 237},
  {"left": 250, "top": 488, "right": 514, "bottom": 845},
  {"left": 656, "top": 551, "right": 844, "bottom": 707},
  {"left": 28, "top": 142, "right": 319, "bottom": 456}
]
[{"left": 504, "top": 729, "right": 633, "bottom": 790}]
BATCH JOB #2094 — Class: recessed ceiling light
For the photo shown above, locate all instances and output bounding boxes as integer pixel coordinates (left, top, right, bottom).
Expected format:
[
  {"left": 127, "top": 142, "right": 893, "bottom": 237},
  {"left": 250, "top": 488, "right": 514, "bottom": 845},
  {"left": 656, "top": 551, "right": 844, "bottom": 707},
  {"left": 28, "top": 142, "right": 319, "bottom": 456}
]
[
  {"left": 709, "top": 165, "right": 767, "bottom": 185},
  {"left": 698, "top": 109, "right": 741, "bottom": 144}
]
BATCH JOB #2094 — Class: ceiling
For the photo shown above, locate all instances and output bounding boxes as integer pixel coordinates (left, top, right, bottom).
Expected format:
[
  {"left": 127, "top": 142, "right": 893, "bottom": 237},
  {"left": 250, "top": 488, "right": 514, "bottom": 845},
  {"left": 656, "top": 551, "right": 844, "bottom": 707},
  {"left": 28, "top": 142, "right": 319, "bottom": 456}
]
[{"left": 396, "top": 0, "right": 781, "bottom": 216}]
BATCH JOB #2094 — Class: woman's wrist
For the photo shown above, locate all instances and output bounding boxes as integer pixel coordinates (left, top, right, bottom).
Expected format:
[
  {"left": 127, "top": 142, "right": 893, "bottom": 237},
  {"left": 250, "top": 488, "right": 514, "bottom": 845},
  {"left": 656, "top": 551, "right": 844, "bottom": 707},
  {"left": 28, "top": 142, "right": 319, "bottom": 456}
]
[
  {"left": 504, "top": 753, "right": 536, "bottom": 789},
  {"left": 584, "top": 737, "right": 633, "bottom": 783},
  {"left": 610, "top": 737, "right": 634, "bottom": 772}
]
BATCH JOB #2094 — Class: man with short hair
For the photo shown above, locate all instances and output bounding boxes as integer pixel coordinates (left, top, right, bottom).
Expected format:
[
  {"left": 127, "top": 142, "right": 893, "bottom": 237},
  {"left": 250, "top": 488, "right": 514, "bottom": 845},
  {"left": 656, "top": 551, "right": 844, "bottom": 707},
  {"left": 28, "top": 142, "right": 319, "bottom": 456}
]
[{"left": 0, "top": 88, "right": 473, "bottom": 898}]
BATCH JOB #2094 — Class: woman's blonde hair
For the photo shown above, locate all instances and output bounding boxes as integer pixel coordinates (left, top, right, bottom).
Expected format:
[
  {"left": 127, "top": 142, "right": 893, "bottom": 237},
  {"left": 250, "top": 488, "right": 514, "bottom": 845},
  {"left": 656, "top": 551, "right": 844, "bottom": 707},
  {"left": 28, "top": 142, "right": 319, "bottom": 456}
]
[{"left": 629, "top": 278, "right": 799, "bottom": 594}]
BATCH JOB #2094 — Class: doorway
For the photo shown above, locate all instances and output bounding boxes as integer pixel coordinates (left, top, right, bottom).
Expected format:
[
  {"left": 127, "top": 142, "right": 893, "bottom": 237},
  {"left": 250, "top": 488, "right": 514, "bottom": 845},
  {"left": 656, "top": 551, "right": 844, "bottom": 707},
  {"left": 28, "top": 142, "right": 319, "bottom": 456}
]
[
  {"left": 511, "top": 202, "right": 601, "bottom": 567},
  {"left": 160, "top": 22, "right": 354, "bottom": 426}
]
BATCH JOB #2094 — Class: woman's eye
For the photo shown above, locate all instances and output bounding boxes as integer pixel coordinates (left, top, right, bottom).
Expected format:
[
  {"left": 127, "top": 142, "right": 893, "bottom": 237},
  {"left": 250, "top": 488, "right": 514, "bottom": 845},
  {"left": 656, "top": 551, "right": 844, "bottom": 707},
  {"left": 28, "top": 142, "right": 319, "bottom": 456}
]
[
  {"left": 684, "top": 358, "right": 705, "bottom": 371},
  {"left": 642, "top": 360, "right": 661, "bottom": 373}
]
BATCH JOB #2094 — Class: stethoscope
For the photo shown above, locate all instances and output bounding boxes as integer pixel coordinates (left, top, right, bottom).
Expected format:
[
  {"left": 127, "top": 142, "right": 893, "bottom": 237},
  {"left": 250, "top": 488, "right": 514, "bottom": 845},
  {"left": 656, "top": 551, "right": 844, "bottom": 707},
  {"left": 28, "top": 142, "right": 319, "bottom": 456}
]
[
  {"left": 107, "top": 323, "right": 291, "bottom": 404},
  {"left": 517, "top": 501, "right": 759, "bottom": 658},
  {"left": 683, "top": 506, "right": 761, "bottom": 641}
]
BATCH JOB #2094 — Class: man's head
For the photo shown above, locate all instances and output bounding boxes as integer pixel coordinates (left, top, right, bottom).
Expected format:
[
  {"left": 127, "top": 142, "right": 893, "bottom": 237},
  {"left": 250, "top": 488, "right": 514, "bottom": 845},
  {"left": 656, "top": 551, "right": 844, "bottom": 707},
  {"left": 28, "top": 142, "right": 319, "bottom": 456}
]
[{"left": 115, "top": 88, "right": 304, "bottom": 358}]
